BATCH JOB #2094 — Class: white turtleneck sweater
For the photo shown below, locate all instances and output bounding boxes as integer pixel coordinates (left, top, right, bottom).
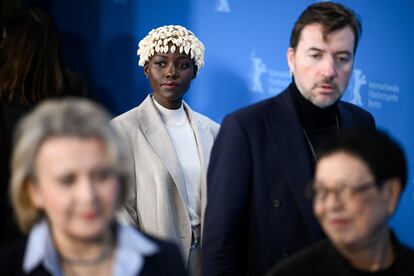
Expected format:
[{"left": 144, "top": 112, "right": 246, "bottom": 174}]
[{"left": 153, "top": 98, "right": 202, "bottom": 226}]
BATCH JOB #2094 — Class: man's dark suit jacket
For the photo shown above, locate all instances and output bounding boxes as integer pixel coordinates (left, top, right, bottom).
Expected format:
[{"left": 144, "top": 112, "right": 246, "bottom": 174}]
[{"left": 202, "top": 86, "right": 376, "bottom": 276}]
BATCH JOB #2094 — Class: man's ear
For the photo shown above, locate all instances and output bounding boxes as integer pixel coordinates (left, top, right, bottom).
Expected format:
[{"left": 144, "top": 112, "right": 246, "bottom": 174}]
[{"left": 287, "top": 47, "right": 296, "bottom": 74}]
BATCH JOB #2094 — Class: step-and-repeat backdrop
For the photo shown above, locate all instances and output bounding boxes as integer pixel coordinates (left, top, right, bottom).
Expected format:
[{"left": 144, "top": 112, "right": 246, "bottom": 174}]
[{"left": 28, "top": 0, "right": 413, "bottom": 247}]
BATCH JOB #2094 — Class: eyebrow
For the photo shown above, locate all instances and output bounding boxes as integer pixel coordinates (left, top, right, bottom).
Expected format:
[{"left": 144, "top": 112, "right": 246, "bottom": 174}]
[
  {"left": 307, "top": 47, "right": 324, "bottom": 53},
  {"left": 153, "top": 53, "right": 192, "bottom": 59},
  {"left": 307, "top": 47, "right": 352, "bottom": 56}
]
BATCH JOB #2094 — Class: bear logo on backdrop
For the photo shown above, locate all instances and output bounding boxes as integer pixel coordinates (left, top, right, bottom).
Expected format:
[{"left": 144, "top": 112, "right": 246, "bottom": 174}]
[
  {"left": 349, "top": 68, "right": 366, "bottom": 106},
  {"left": 248, "top": 50, "right": 291, "bottom": 96},
  {"left": 345, "top": 68, "right": 400, "bottom": 110},
  {"left": 216, "top": 0, "right": 231, "bottom": 13},
  {"left": 249, "top": 51, "right": 267, "bottom": 93}
]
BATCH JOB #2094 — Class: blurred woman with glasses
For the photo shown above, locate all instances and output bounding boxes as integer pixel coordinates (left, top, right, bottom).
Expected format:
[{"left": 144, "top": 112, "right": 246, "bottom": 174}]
[{"left": 267, "top": 129, "right": 414, "bottom": 275}]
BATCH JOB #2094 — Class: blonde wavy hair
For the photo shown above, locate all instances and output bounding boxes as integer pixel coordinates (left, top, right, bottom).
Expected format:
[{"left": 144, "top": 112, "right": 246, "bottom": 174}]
[{"left": 10, "top": 98, "right": 131, "bottom": 233}]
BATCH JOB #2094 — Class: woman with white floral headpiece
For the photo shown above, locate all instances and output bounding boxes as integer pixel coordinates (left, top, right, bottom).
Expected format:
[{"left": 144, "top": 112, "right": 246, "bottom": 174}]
[{"left": 111, "top": 25, "right": 219, "bottom": 276}]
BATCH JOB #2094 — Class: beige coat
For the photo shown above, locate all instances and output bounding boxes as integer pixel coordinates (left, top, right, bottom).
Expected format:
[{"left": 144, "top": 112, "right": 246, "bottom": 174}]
[{"left": 111, "top": 95, "right": 219, "bottom": 262}]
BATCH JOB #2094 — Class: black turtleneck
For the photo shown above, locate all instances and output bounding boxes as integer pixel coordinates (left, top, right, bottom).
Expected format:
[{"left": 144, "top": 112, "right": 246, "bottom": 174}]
[{"left": 289, "top": 80, "right": 340, "bottom": 162}]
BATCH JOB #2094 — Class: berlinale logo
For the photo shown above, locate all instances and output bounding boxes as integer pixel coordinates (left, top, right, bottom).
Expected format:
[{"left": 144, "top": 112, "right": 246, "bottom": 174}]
[
  {"left": 349, "top": 68, "right": 367, "bottom": 107},
  {"left": 216, "top": 0, "right": 231, "bottom": 12},
  {"left": 249, "top": 51, "right": 267, "bottom": 93}
]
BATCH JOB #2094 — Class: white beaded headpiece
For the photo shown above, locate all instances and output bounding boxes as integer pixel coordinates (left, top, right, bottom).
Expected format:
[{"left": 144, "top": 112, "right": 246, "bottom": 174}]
[{"left": 137, "top": 25, "right": 205, "bottom": 69}]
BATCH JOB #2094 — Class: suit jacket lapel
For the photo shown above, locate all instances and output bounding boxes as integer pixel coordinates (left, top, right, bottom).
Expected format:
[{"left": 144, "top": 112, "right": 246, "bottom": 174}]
[
  {"left": 139, "top": 95, "right": 188, "bottom": 205},
  {"left": 265, "top": 90, "right": 322, "bottom": 239},
  {"left": 184, "top": 102, "right": 213, "bottom": 231},
  {"left": 183, "top": 102, "right": 210, "bottom": 175}
]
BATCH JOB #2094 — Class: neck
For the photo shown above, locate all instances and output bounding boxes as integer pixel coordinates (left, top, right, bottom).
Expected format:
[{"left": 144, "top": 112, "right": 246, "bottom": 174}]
[
  {"left": 334, "top": 228, "right": 395, "bottom": 272},
  {"left": 153, "top": 94, "right": 183, "bottom": 110},
  {"left": 51, "top": 226, "right": 114, "bottom": 264},
  {"left": 289, "top": 81, "right": 338, "bottom": 129}
]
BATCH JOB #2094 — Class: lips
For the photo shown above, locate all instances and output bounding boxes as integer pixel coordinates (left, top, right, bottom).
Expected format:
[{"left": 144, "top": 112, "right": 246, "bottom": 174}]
[
  {"left": 328, "top": 218, "right": 350, "bottom": 229},
  {"left": 161, "top": 81, "right": 179, "bottom": 89},
  {"left": 81, "top": 212, "right": 99, "bottom": 220},
  {"left": 317, "top": 83, "right": 337, "bottom": 92},
  {"left": 320, "top": 84, "right": 334, "bottom": 89}
]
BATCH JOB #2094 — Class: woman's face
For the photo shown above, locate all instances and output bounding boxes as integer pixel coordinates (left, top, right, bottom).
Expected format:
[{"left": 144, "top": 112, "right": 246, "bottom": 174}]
[
  {"left": 313, "top": 152, "right": 394, "bottom": 249},
  {"left": 144, "top": 48, "right": 196, "bottom": 109},
  {"left": 29, "top": 137, "right": 119, "bottom": 242}
]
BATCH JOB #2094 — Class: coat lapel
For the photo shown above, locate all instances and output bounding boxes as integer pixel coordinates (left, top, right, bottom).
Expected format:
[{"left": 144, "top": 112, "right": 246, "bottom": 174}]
[
  {"left": 183, "top": 102, "right": 210, "bottom": 176},
  {"left": 265, "top": 90, "right": 322, "bottom": 239},
  {"left": 183, "top": 103, "right": 214, "bottom": 232},
  {"left": 139, "top": 95, "right": 188, "bottom": 206}
]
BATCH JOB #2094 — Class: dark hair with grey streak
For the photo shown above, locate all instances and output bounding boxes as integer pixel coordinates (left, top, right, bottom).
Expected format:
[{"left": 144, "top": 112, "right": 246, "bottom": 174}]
[{"left": 290, "top": 2, "right": 362, "bottom": 54}]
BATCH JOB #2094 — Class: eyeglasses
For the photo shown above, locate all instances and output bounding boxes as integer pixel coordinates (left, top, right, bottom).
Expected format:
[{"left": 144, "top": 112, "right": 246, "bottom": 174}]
[{"left": 307, "top": 181, "right": 377, "bottom": 202}]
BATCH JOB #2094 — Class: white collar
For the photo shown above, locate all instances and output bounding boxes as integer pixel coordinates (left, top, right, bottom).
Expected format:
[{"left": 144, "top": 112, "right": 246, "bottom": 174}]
[
  {"left": 23, "top": 220, "right": 159, "bottom": 276},
  {"left": 114, "top": 222, "right": 159, "bottom": 276},
  {"left": 23, "top": 220, "right": 62, "bottom": 276},
  {"left": 152, "top": 96, "right": 188, "bottom": 126}
]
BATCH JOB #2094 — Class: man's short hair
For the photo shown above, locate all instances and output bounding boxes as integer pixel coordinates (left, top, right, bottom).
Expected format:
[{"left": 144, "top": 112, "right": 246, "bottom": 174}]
[
  {"left": 290, "top": 2, "right": 362, "bottom": 53},
  {"left": 316, "top": 129, "right": 407, "bottom": 190}
]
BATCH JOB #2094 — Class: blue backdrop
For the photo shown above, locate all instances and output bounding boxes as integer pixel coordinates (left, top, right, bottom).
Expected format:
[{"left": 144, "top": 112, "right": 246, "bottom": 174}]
[{"left": 25, "top": 0, "right": 414, "bottom": 248}]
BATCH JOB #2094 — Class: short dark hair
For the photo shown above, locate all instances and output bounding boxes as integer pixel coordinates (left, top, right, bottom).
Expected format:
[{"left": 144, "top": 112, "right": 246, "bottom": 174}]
[
  {"left": 290, "top": 2, "right": 362, "bottom": 53},
  {"left": 316, "top": 129, "right": 407, "bottom": 190}
]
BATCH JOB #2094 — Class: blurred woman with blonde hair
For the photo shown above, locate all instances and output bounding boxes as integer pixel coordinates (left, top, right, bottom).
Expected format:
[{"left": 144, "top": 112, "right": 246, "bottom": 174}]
[{"left": 0, "top": 98, "right": 187, "bottom": 276}]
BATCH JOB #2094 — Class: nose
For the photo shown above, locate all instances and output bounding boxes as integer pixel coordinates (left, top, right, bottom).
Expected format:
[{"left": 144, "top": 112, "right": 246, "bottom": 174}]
[
  {"left": 77, "top": 177, "right": 98, "bottom": 205},
  {"left": 165, "top": 63, "right": 178, "bottom": 79},
  {"left": 321, "top": 56, "right": 337, "bottom": 80},
  {"left": 323, "top": 190, "right": 343, "bottom": 210}
]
